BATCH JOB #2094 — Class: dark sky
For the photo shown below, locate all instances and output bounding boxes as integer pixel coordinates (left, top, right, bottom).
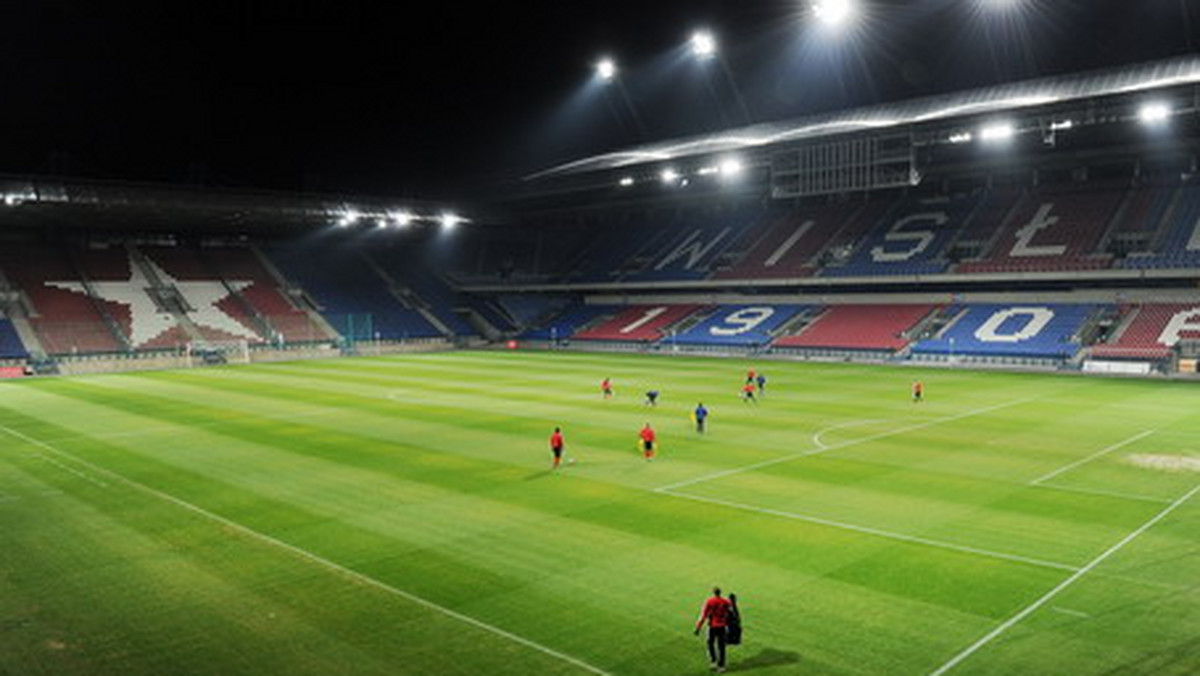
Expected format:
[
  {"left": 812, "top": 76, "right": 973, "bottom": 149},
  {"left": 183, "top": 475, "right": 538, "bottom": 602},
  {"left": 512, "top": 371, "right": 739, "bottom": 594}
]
[{"left": 0, "top": 1, "right": 1196, "bottom": 201}]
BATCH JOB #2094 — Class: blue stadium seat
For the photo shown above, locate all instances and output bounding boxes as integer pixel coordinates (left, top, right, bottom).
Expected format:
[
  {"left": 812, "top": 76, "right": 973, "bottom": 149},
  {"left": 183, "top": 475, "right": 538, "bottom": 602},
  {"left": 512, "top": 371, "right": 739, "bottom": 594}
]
[
  {"left": 912, "top": 304, "right": 1100, "bottom": 358},
  {"left": 672, "top": 305, "right": 807, "bottom": 347},
  {"left": 521, "top": 304, "right": 618, "bottom": 340},
  {"left": 819, "top": 194, "right": 975, "bottom": 278},
  {"left": 268, "top": 247, "right": 441, "bottom": 340},
  {"left": 0, "top": 319, "right": 29, "bottom": 359}
]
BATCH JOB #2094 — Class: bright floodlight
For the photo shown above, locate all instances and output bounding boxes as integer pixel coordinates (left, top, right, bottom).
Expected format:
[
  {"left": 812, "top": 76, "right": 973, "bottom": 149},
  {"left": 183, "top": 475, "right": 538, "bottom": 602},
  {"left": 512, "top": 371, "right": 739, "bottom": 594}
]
[
  {"left": 393, "top": 212, "right": 414, "bottom": 227},
  {"left": 337, "top": 210, "right": 361, "bottom": 228},
  {"left": 812, "top": 0, "right": 857, "bottom": 27},
  {"left": 980, "top": 122, "right": 1016, "bottom": 143},
  {"left": 661, "top": 168, "right": 680, "bottom": 184},
  {"left": 619, "top": 176, "right": 635, "bottom": 187},
  {"left": 597, "top": 58, "right": 617, "bottom": 82},
  {"left": 691, "top": 31, "right": 717, "bottom": 59},
  {"left": 719, "top": 158, "right": 744, "bottom": 177},
  {"left": 948, "top": 132, "right": 974, "bottom": 144},
  {"left": 439, "top": 213, "right": 463, "bottom": 230},
  {"left": 979, "top": 0, "right": 1024, "bottom": 10},
  {"left": 1139, "top": 102, "right": 1171, "bottom": 125}
]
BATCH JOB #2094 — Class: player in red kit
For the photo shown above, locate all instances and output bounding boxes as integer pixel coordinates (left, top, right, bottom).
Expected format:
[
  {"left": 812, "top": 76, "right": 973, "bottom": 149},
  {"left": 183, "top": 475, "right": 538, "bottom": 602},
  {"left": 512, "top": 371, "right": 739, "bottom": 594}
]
[
  {"left": 549, "top": 427, "right": 565, "bottom": 469},
  {"left": 639, "top": 423, "right": 656, "bottom": 460},
  {"left": 601, "top": 377, "right": 613, "bottom": 399},
  {"left": 912, "top": 380, "right": 924, "bottom": 403},
  {"left": 693, "top": 586, "right": 734, "bottom": 672}
]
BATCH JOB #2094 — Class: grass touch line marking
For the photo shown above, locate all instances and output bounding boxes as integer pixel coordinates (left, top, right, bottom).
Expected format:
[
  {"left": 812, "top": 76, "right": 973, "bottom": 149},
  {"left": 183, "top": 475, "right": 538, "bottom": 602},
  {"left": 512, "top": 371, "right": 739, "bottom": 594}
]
[
  {"left": 926, "top": 482, "right": 1200, "bottom": 676},
  {"left": 0, "top": 424, "right": 613, "bottom": 676},
  {"left": 1029, "top": 430, "right": 1157, "bottom": 486},
  {"left": 659, "top": 488, "right": 1081, "bottom": 573}
]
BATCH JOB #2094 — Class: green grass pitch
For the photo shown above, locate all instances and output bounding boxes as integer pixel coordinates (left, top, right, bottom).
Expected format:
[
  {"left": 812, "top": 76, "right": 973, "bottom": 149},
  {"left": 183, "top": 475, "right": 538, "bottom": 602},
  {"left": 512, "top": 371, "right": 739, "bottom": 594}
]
[{"left": 1, "top": 350, "right": 1198, "bottom": 676}]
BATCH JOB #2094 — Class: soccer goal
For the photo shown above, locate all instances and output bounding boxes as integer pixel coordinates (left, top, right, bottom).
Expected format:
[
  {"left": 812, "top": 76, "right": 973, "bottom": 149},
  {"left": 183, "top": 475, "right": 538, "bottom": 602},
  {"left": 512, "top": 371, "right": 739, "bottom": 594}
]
[{"left": 185, "top": 339, "right": 251, "bottom": 368}]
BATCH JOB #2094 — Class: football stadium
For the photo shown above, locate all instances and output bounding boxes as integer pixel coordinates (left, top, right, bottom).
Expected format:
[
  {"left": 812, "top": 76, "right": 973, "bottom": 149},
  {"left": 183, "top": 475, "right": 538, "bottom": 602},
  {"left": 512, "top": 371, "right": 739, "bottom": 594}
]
[{"left": 2, "top": 2, "right": 1199, "bottom": 675}]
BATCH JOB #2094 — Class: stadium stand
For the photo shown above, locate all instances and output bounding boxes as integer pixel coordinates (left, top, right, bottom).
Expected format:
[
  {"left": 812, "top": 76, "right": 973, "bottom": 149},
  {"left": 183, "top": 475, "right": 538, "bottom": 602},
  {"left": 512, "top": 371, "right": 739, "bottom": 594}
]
[
  {"left": 498, "top": 294, "right": 573, "bottom": 331},
  {"left": 141, "top": 246, "right": 268, "bottom": 345},
  {"left": 197, "top": 246, "right": 329, "bottom": 343},
  {"left": 0, "top": 245, "right": 126, "bottom": 355},
  {"left": 774, "top": 304, "right": 936, "bottom": 352},
  {"left": 0, "top": 318, "right": 28, "bottom": 359},
  {"left": 267, "top": 245, "right": 441, "bottom": 340},
  {"left": 520, "top": 303, "right": 616, "bottom": 341},
  {"left": 672, "top": 305, "right": 807, "bottom": 347},
  {"left": 820, "top": 194, "right": 977, "bottom": 277},
  {"left": 714, "top": 204, "right": 850, "bottom": 280},
  {"left": 573, "top": 305, "right": 703, "bottom": 342},
  {"left": 912, "top": 304, "right": 1099, "bottom": 358},
  {"left": 622, "top": 209, "right": 759, "bottom": 282},
  {"left": 956, "top": 183, "right": 1122, "bottom": 273},
  {"left": 1090, "top": 304, "right": 1200, "bottom": 359},
  {"left": 1121, "top": 183, "right": 1200, "bottom": 270}
]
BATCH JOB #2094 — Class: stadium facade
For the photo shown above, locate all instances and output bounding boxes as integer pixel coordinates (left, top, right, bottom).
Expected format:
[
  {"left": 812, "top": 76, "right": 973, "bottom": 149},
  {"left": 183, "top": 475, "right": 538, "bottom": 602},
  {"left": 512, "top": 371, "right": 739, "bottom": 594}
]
[{"left": 2, "top": 55, "right": 1200, "bottom": 377}]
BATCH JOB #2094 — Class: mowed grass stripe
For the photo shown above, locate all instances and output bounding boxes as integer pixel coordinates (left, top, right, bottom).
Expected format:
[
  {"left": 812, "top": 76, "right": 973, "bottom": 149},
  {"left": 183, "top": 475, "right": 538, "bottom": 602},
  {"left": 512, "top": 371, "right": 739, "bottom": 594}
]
[
  {"left": 0, "top": 406, "right": 1020, "bottom": 676},
  {"left": 0, "top": 376, "right": 1070, "bottom": 673},
  {"left": 0, "top": 423, "right": 614, "bottom": 676},
  {"left": 0, "top": 382, "right": 1057, "bottom": 609},
  {"left": 3, "top": 352, "right": 1199, "bottom": 675},
  {"left": 51, "top": 367, "right": 1165, "bottom": 569}
]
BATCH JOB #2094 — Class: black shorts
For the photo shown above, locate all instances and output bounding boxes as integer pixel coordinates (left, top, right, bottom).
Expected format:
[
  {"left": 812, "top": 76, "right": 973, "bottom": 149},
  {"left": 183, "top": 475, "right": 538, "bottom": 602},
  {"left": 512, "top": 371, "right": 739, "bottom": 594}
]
[
  {"left": 642, "top": 440, "right": 654, "bottom": 451},
  {"left": 552, "top": 446, "right": 563, "bottom": 458}
]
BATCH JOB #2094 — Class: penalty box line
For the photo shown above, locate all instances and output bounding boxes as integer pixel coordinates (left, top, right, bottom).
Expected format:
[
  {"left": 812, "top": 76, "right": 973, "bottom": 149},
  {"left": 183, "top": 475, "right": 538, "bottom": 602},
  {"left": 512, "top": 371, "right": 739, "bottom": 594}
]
[
  {"left": 1028, "top": 429, "right": 1157, "bottom": 486},
  {"left": 656, "top": 396, "right": 1041, "bottom": 493},
  {"left": 658, "top": 488, "right": 1081, "bottom": 573},
  {"left": 926, "top": 482, "right": 1200, "bottom": 676},
  {"left": 0, "top": 424, "right": 613, "bottom": 676}
]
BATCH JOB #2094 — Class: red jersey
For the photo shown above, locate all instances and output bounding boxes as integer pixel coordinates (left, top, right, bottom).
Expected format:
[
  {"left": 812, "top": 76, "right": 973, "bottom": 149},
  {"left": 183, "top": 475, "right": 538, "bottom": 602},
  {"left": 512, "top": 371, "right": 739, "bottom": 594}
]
[
  {"left": 742, "top": 383, "right": 755, "bottom": 394},
  {"left": 550, "top": 431, "right": 564, "bottom": 450},
  {"left": 696, "top": 596, "right": 733, "bottom": 629},
  {"left": 639, "top": 426, "right": 656, "bottom": 443}
]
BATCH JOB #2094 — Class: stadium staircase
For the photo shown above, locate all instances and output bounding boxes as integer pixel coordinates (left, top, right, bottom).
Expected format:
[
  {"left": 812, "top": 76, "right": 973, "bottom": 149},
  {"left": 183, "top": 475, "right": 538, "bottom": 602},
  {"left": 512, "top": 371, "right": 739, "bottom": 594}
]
[
  {"left": 63, "top": 247, "right": 135, "bottom": 353},
  {"left": 125, "top": 244, "right": 208, "bottom": 345},
  {"left": 250, "top": 246, "right": 340, "bottom": 342}
]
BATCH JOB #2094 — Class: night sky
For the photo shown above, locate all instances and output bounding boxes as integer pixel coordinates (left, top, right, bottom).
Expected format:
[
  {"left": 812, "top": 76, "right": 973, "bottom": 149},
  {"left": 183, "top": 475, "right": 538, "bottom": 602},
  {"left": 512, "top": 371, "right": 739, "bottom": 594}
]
[{"left": 0, "top": 1, "right": 1195, "bottom": 201}]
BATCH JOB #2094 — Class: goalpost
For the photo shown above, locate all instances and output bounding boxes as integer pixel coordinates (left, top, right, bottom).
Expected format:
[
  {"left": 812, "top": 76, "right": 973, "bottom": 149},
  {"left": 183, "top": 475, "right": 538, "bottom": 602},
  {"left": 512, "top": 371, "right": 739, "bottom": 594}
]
[{"left": 185, "top": 339, "right": 252, "bottom": 368}]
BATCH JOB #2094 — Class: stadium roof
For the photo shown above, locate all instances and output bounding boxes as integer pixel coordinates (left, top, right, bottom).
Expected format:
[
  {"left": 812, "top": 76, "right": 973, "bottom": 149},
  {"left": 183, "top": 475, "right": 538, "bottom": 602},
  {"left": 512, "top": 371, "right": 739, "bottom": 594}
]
[{"left": 531, "top": 54, "right": 1200, "bottom": 180}]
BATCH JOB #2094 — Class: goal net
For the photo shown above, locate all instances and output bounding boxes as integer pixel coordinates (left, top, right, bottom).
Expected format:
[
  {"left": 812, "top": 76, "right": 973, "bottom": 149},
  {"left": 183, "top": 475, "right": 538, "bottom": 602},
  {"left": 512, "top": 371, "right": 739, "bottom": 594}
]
[{"left": 185, "top": 339, "right": 251, "bottom": 367}]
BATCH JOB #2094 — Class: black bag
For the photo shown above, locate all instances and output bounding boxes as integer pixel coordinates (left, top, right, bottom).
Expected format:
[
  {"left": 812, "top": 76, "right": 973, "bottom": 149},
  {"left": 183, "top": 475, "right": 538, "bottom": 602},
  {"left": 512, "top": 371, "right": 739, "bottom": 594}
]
[{"left": 726, "top": 598, "right": 742, "bottom": 645}]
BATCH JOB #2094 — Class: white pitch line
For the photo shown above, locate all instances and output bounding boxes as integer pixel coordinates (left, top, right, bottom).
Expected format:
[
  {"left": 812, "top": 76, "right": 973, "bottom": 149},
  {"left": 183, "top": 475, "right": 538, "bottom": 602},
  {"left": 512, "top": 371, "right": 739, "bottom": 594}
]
[
  {"left": 2, "top": 426, "right": 110, "bottom": 488},
  {"left": 659, "top": 488, "right": 1080, "bottom": 572},
  {"left": 1034, "top": 482, "right": 1172, "bottom": 505},
  {"left": 0, "top": 425, "right": 612, "bottom": 676},
  {"left": 1050, "top": 607, "right": 1090, "bottom": 619},
  {"left": 812, "top": 419, "right": 888, "bottom": 450},
  {"left": 1029, "top": 430, "right": 1156, "bottom": 486},
  {"left": 657, "top": 397, "right": 1040, "bottom": 492},
  {"left": 927, "top": 482, "right": 1200, "bottom": 676}
]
